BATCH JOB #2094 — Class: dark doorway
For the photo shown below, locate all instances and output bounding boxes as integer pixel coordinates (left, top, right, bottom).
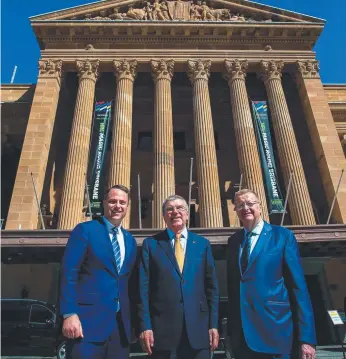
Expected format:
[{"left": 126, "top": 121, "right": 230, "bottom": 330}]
[{"left": 305, "top": 274, "right": 335, "bottom": 344}]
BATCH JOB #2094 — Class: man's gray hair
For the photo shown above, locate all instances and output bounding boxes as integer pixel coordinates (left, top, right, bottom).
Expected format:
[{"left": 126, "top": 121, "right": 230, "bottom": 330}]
[
  {"left": 235, "top": 189, "right": 260, "bottom": 203},
  {"left": 162, "top": 195, "right": 189, "bottom": 214}
]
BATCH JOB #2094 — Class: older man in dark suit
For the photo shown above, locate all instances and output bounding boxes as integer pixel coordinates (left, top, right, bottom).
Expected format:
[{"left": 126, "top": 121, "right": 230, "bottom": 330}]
[{"left": 138, "top": 194, "right": 219, "bottom": 359}]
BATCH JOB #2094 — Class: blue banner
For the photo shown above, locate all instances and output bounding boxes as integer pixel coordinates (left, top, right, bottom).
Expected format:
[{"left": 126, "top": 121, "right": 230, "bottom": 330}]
[
  {"left": 251, "top": 101, "right": 284, "bottom": 213},
  {"left": 88, "top": 101, "right": 112, "bottom": 216}
]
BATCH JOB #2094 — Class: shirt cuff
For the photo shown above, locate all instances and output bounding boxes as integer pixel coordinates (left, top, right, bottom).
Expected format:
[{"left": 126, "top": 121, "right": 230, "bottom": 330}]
[{"left": 63, "top": 313, "right": 76, "bottom": 319}]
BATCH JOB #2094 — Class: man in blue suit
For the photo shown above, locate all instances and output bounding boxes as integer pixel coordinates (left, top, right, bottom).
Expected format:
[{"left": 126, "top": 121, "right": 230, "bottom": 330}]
[
  {"left": 138, "top": 195, "right": 219, "bottom": 359},
  {"left": 60, "top": 185, "right": 138, "bottom": 359},
  {"left": 227, "top": 189, "right": 316, "bottom": 359}
]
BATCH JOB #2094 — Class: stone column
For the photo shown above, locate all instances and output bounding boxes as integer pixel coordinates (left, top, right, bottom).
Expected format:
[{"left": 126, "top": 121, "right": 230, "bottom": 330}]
[
  {"left": 151, "top": 59, "right": 175, "bottom": 228},
  {"left": 296, "top": 60, "right": 346, "bottom": 223},
  {"left": 187, "top": 59, "right": 223, "bottom": 228},
  {"left": 108, "top": 60, "right": 137, "bottom": 229},
  {"left": 6, "top": 59, "right": 63, "bottom": 229},
  {"left": 58, "top": 60, "right": 99, "bottom": 229},
  {"left": 224, "top": 60, "right": 269, "bottom": 222},
  {"left": 260, "top": 60, "right": 315, "bottom": 225}
]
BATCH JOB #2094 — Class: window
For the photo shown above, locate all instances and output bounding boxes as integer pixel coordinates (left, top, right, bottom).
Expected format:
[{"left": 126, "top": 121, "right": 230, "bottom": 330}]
[
  {"left": 173, "top": 132, "right": 186, "bottom": 151},
  {"left": 29, "top": 304, "right": 54, "bottom": 324},
  {"left": 1, "top": 306, "right": 30, "bottom": 323},
  {"left": 138, "top": 132, "right": 152, "bottom": 151}
]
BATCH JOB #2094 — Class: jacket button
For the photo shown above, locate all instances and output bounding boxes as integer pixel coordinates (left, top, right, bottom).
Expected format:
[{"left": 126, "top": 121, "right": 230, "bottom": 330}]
[
  {"left": 181, "top": 280, "right": 185, "bottom": 284},
  {"left": 180, "top": 299, "right": 183, "bottom": 303}
]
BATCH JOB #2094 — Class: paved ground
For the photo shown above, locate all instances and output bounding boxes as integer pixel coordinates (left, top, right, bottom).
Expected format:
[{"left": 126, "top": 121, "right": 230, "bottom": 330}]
[{"left": 2, "top": 346, "right": 346, "bottom": 358}]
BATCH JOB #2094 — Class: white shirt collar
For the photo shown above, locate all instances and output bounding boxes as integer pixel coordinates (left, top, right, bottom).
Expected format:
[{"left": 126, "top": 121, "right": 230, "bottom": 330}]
[
  {"left": 167, "top": 226, "right": 188, "bottom": 240},
  {"left": 244, "top": 219, "right": 264, "bottom": 236}
]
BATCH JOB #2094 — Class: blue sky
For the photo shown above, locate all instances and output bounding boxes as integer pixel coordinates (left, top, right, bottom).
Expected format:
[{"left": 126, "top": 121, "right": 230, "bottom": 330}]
[{"left": 1, "top": 0, "right": 346, "bottom": 84}]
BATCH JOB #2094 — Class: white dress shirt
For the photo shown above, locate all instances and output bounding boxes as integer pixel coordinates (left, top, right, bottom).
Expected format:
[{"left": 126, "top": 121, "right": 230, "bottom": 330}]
[
  {"left": 167, "top": 226, "right": 188, "bottom": 257},
  {"left": 103, "top": 216, "right": 125, "bottom": 268}
]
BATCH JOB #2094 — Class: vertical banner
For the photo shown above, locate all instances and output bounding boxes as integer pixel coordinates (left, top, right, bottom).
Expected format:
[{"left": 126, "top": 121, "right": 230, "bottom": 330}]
[
  {"left": 87, "top": 101, "right": 112, "bottom": 216},
  {"left": 251, "top": 101, "right": 284, "bottom": 213}
]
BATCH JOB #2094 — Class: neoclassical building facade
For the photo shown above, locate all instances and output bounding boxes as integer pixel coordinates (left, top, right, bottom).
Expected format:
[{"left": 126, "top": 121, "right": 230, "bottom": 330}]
[
  {"left": 1, "top": 0, "right": 346, "bottom": 339},
  {"left": 2, "top": 0, "right": 346, "bottom": 231}
]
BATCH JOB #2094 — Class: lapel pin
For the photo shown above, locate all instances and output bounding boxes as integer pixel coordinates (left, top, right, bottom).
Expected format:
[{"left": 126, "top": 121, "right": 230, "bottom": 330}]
[{"left": 192, "top": 240, "right": 196, "bottom": 244}]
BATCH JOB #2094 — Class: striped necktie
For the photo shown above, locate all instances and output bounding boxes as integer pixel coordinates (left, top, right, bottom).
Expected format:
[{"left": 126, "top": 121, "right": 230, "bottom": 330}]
[
  {"left": 240, "top": 231, "right": 255, "bottom": 274},
  {"left": 111, "top": 227, "right": 122, "bottom": 273}
]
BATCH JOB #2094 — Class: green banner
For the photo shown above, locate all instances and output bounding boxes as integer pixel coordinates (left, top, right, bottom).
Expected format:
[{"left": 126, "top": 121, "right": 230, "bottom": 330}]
[
  {"left": 251, "top": 101, "right": 284, "bottom": 213},
  {"left": 88, "top": 101, "right": 112, "bottom": 216}
]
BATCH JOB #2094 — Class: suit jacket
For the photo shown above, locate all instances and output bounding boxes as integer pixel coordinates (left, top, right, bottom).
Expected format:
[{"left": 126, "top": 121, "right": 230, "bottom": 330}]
[
  {"left": 227, "top": 221, "right": 316, "bottom": 355},
  {"left": 59, "top": 218, "right": 137, "bottom": 342},
  {"left": 138, "top": 230, "right": 219, "bottom": 350}
]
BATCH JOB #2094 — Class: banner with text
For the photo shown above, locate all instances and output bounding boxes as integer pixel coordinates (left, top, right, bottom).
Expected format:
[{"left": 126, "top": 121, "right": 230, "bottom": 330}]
[
  {"left": 251, "top": 101, "right": 284, "bottom": 213},
  {"left": 88, "top": 101, "right": 112, "bottom": 216}
]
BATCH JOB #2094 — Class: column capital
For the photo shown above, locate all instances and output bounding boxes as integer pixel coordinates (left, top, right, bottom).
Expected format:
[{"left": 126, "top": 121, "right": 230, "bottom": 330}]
[
  {"left": 151, "top": 59, "right": 174, "bottom": 82},
  {"left": 38, "top": 59, "right": 63, "bottom": 79},
  {"left": 76, "top": 59, "right": 99, "bottom": 82},
  {"left": 296, "top": 60, "right": 320, "bottom": 79},
  {"left": 187, "top": 59, "right": 211, "bottom": 83},
  {"left": 260, "top": 60, "right": 284, "bottom": 83},
  {"left": 224, "top": 59, "right": 248, "bottom": 82},
  {"left": 113, "top": 59, "right": 137, "bottom": 82}
]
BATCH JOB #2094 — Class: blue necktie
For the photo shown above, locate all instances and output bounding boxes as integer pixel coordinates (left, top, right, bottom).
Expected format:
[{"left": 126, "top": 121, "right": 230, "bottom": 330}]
[
  {"left": 241, "top": 232, "right": 255, "bottom": 274},
  {"left": 111, "top": 227, "right": 122, "bottom": 273}
]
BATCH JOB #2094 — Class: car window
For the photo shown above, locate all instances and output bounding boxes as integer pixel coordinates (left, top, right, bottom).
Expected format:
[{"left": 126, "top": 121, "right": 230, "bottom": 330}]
[
  {"left": 1, "top": 306, "right": 30, "bottom": 322},
  {"left": 29, "top": 304, "right": 54, "bottom": 324}
]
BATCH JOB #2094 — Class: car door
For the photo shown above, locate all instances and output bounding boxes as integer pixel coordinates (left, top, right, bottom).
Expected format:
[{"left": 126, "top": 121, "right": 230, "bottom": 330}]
[
  {"left": 1, "top": 302, "right": 31, "bottom": 356},
  {"left": 28, "top": 304, "right": 57, "bottom": 356}
]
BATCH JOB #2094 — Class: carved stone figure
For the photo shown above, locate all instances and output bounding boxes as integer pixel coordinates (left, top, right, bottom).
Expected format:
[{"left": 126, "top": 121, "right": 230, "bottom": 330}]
[
  {"left": 109, "top": 8, "right": 125, "bottom": 20},
  {"left": 152, "top": 0, "right": 171, "bottom": 20},
  {"left": 79, "top": 0, "right": 266, "bottom": 22}
]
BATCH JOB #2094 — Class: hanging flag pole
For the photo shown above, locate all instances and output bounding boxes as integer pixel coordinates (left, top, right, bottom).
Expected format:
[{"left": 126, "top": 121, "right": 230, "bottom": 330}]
[
  {"left": 187, "top": 157, "right": 194, "bottom": 228},
  {"left": 138, "top": 173, "right": 142, "bottom": 229},
  {"left": 280, "top": 171, "right": 293, "bottom": 226},
  {"left": 233, "top": 173, "right": 243, "bottom": 227},
  {"left": 30, "top": 172, "right": 45, "bottom": 230},
  {"left": 326, "top": 169, "right": 344, "bottom": 225},
  {"left": 85, "top": 175, "right": 92, "bottom": 219},
  {"left": 10, "top": 65, "right": 17, "bottom": 84}
]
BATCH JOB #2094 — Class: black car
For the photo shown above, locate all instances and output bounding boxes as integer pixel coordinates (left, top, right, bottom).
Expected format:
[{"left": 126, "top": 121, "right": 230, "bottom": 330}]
[{"left": 1, "top": 298, "right": 66, "bottom": 359}]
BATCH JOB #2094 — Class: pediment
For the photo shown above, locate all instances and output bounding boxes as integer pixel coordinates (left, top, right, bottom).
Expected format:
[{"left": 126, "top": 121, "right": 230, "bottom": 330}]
[{"left": 30, "top": 0, "right": 324, "bottom": 23}]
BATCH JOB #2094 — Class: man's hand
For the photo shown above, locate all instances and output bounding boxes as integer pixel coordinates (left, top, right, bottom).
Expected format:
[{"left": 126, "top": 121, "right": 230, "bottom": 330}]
[
  {"left": 62, "top": 314, "right": 83, "bottom": 339},
  {"left": 139, "top": 330, "right": 154, "bottom": 355},
  {"left": 301, "top": 343, "right": 316, "bottom": 359},
  {"left": 209, "top": 328, "right": 219, "bottom": 351}
]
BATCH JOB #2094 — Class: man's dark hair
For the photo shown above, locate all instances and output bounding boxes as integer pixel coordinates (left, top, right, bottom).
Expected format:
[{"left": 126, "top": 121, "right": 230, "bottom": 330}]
[{"left": 104, "top": 184, "right": 131, "bottom": 201}]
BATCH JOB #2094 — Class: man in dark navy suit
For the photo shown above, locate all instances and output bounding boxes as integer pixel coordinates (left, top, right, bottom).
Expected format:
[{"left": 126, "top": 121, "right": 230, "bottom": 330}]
[
  {"left": 138, "top": 194, "right": 219, "bottom": 359},
  {"left": 60, "top": 185, "right": 137, "bottom": 359},
  {"left": 227, "top": 189, "right": 316, "bottom": 359}
]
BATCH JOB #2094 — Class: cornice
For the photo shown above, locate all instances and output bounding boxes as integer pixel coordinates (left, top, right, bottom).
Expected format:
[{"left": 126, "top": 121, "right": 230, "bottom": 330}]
[
  {"left": 31, "top": 21, "right": 323, "bottom": 50},
  {"left": 1, "top": 84, "right": 35, "bottom": 90}
]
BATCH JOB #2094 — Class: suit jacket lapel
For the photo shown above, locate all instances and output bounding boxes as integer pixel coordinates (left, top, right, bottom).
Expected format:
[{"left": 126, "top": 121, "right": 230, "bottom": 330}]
[
  {"left": 237, "top": 229, "right": 245, "bottom": 274},
  {"left": 244, "top": 221, "right": 272, "bottom": 275},
  {"left": 157, "top": 230, "right": 181, "bottom": 277},
  {"left": 182, "top": 231, "right": 197, "bottom": 276},
  {"left": 97, "top": 219, "right": 118, "bottom": 275},
  {"left": 119, "top": 229, "right": 131, "bottom": 276}
]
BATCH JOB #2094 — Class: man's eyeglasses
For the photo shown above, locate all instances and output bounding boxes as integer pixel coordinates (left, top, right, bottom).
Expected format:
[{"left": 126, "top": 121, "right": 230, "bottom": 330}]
[
  {"left": 234, "top": 201, "right": 259, "bottom": 211},
  {"left": 165, "top": 205, "right": 187, "bottom": 213}
]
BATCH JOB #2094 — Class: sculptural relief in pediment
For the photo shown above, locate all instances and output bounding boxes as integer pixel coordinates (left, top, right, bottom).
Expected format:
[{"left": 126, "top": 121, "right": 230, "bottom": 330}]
[{"left": 77, "top": 0, "right": 275, "bottom": 22}]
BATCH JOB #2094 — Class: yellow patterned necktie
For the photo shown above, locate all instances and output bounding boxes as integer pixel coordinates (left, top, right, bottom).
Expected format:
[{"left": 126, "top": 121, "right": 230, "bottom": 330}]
[{"left": 174, "top": 233, "right": 184, "bottom": 272}]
